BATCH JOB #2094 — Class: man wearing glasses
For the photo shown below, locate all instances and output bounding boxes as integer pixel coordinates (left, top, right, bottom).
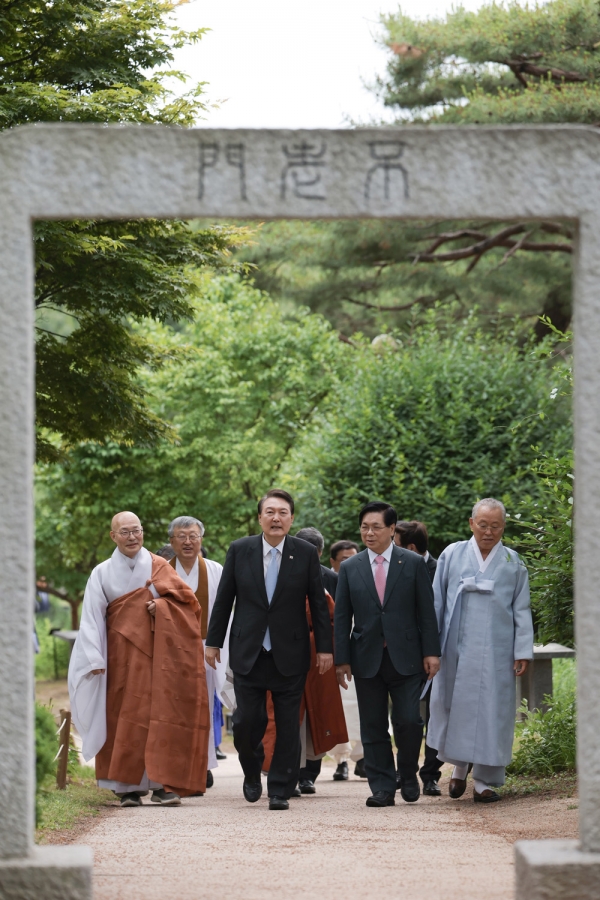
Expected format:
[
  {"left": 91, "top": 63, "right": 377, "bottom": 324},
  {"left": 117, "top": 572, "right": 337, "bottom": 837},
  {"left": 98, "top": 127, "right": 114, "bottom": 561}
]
[
  {"left": 334, "top": 501, "right": 441, "bottom": 808},
  {"left": 167, "top": 516, "right": 228, "bottom": 784},
  {"left": 68, "top": 511, "right": 211, "bottom": 807},
  {"left": 428, "top": 498, "right": 533, "bottom": 803}
]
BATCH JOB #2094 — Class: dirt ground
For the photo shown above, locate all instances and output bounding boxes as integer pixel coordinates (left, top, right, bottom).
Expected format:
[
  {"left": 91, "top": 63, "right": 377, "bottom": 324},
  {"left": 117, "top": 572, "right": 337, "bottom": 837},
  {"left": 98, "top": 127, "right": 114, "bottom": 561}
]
[{"left": 50, "top": 743, "right": 577, "bottom": 900}]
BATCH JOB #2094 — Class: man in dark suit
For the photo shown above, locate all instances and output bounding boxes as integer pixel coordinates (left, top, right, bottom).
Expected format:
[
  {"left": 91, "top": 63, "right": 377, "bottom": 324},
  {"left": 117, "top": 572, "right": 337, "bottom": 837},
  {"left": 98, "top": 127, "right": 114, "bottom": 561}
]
[
  {"left": 335, "top": 501, "right": 441, "bottom": 808},
  {"left": 205, "top": 489, "right": 333, "bottom": 811},
  {"left": 394, "top": 520, "right": 443, "bottom": 796}
]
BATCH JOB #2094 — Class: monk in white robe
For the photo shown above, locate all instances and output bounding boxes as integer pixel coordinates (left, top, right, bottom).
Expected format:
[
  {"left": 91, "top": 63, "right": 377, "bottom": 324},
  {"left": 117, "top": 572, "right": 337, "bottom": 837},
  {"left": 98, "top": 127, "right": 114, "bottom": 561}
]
[
  {"left": 69, "top": 511, "right": 210, "bottom": 807},
  {"left": 167, "top": 516, "right": 230, "bottom": 775},
  {"left": 428, "top": 498, "right": 534, "bottom": 803}
]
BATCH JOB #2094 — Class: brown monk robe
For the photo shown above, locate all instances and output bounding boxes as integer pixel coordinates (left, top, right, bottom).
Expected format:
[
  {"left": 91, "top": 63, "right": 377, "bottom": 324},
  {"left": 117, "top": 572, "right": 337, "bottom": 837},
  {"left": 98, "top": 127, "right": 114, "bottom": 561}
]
[
  {"left": 262, "top": 592, "right": 348, "bottom": 771},
  {"left": 95, "top": 554, "right": 210, "bottom": 796}
]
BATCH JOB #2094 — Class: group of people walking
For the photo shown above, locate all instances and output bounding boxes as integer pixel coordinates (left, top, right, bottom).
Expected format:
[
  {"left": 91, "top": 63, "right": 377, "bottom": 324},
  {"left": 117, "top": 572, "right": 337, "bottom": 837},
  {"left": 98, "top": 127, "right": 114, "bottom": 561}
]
[{"left": 68, "top": 489, "right": 534, "bottom": 812}]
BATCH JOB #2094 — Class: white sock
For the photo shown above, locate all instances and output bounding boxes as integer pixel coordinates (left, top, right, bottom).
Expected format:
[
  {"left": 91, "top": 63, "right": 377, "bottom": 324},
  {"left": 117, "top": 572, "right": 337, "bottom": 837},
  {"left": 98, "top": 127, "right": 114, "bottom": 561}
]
[
  {"left": 473, "top": 778, "right": 489, "bottom": 794},
  {"left": 452, "top": 764, "right": 469, "bottom": 780}
]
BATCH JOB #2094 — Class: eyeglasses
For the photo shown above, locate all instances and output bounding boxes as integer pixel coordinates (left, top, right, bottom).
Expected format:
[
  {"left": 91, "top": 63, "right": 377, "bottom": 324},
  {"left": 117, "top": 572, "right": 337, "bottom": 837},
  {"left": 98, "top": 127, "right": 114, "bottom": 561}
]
[
  {"left": 473, "top": 522, "right": 503, "bottom": 533},
  {"left": 173, "top": 533, "right": 201, "bottom": 542},
  {"left": 116, "top": 527, "right": 143, "bottom": 537},
  {"left": 360, "top": 524, "right": 387, "bottom": 533}
]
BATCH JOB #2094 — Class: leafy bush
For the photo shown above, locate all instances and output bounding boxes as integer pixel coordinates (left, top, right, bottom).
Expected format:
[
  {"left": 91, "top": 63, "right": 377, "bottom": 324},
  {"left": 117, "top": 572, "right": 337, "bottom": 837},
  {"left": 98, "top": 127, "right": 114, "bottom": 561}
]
[
  {"left": 286, "top": 313, "right": 571, "bottom": 554},
  {"left": 35, "top": 704, "right": 58, "bottom": 823},
  {"left": 508, "top": 690, "right": 576, "bottom": 776}
]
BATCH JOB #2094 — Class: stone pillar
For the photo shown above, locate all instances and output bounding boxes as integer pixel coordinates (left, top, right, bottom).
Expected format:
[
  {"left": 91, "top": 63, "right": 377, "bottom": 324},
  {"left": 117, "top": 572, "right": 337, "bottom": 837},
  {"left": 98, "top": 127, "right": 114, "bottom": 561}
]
[
  {"left": 514, "top": 213, "right": 600, "bottom": 896},
  {"left": 0, "top": 190, "right": 92, "bottom": 894}
]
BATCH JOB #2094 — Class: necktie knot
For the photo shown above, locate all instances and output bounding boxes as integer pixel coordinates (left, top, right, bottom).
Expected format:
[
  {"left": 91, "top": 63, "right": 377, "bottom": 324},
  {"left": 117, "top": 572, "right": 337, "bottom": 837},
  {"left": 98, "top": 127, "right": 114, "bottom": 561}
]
[{"left": 375, "top": 555, "right": 385, "bottom": 565}]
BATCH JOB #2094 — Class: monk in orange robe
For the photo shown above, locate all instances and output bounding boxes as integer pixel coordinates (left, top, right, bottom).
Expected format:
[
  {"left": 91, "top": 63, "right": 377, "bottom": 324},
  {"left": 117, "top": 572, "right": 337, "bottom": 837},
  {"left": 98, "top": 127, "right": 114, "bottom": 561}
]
[{"left": 69, "top": 511, "right": 210, "bottom": 807}]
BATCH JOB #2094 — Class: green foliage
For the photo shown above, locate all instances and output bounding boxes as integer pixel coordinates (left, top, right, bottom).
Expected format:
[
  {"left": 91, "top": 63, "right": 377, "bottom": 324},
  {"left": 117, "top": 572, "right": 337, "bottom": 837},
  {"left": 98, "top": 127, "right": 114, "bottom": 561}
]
[
  {"left": 35, "top": 703, "right": 58, "bottom": 822},
  {"left": 36, "top": 764, "right": 113, "bottom": 838},
  {"left": 508, "top": 691, "right": 576, "bottom": 775},
  {"left": 236, "top": 218, "right": 571, "bottom": 338},
  {"left": 36, "top": 276, "right": 347, "bottom": 613},
  {"left": 35, "top": 619, "right": 72, "bottom": 680},
  {"left": 378, "top": 0, "right": 600, "bottom": 123},
  {"left": 283, "top": 312, "right": 571, "bottom": 554},
  {"left": 1, "top": 0, "right": 250, "bottom": 458}
]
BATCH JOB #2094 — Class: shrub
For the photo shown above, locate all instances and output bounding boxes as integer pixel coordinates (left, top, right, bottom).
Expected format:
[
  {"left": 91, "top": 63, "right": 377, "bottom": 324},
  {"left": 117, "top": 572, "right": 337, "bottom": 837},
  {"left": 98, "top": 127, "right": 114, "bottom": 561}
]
[
  {"left": 508, "top": 690, "right": 576, "bottom": 776},
  {"left": 35, "top": 703, "right": 58, "bottom": 823},
  {"left": 35, "top": 618, "right": 72, "bottom": 681}
]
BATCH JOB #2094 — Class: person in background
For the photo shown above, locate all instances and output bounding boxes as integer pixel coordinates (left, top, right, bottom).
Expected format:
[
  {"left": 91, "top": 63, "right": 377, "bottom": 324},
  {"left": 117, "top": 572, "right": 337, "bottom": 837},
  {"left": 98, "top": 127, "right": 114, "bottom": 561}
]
[
  {"left": 296, "top": 526, "right": 338, "bottom": 598},
  {"left": 394, "top": 520, "right": 443, "bottom": 795},
  {"left": 328, "top": 539, "right": 363, "bottom": 781},
  {"left": 168, "top": 515, "right": 229, "bottom": 791},
  {"left": 428, "top": 498, "right": 533, "bottom": 803},
  {"left": 329, "top": 540, "right": 360, "bottom": 574}
]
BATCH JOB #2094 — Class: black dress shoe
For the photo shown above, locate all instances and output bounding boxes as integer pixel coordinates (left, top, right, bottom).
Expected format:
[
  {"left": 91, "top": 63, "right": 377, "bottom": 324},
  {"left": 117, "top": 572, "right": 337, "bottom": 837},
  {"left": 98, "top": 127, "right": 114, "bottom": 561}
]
[
  {"left": 333, "top": 761, "right": 349, "bottom": 781},
  {"left": 215, "top": 747, "right": 227, "bottom": 760},
  {"left": 269, "top": 795, "right": 289, "bottom": 810},
  {"left": 400, "top": 778, "right": 420, "bottom": 803},
  {"left": 366, "top": 791, "right": 395, "bottom": 807},
  {"left": 474, "top": 789, "right": 501, "bottom": 803},
  {"left": 243, "top": 776, "right": 263, "bottom": 803},
  {"left": 423, "top": 780, "right": 442, "bottom": 796},
  {"left": 206, "top": 770, "right": 214, "bottom": 788},
  {"left": 354, "top": 758, "right": 368, "bottom": 778},
  {"left": 395, "top": 771, "right": 402, "bottom": 791},
  {"left": 299, "top": 779, "right": 316, "bottom": 794},
  {"left": 291, "top": 787, "right": 302, "bottom": 798}
]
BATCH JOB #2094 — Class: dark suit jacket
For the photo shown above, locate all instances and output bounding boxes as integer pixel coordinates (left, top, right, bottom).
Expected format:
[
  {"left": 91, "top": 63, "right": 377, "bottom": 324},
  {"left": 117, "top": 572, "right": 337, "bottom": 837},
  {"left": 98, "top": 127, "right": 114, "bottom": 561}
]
[
  {"left": 334, "top": 545, "right": 441, "bottom": 679},
  {"left": 425, "top": 553, "right": 438, "bottom": 583},
  {"left": 321, "top": 565, "right": 338, "bottom": 600},
  {"left": 206, "top": 534, "right": 333, "bottom": 677}
]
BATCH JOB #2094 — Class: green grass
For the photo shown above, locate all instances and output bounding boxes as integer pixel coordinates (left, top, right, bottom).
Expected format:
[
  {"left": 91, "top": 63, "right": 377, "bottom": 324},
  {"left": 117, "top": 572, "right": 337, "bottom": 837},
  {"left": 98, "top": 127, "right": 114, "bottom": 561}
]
[
  {"left": 500, "top": 770, "right": 577, "bottom": 798},
  {"left": 36, "top": 764, "right": 114, "bottom": 842}
]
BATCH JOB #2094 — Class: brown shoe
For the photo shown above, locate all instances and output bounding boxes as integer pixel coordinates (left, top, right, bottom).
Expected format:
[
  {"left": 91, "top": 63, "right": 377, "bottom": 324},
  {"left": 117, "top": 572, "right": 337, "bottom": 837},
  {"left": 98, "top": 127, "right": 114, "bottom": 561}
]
[
  {"left": 448, "top": 778, "right": 467, "bottom": 799},
  {"left": 473, "top": 789, "right": 501, "bottom": 803}
]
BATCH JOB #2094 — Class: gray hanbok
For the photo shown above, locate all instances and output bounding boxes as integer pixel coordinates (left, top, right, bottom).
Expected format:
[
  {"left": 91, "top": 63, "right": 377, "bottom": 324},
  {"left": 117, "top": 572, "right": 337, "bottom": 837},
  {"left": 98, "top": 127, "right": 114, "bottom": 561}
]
[{"left": 428, "top": 537, "right": 534, "bottom": 778}]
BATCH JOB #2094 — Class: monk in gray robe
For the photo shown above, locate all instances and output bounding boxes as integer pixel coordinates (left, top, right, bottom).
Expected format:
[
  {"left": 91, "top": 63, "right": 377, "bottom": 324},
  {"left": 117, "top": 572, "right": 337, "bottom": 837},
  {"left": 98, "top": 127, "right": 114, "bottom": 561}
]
[{"left": 428, "top": 498, "right": 533, "bottom": 803}]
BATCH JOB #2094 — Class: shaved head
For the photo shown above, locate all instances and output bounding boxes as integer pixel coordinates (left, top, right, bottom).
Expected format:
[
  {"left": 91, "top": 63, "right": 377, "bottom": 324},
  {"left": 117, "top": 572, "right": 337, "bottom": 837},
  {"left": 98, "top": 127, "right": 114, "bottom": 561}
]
[{"left": 111, "top": 511, "right": 141, "bottom": 532}]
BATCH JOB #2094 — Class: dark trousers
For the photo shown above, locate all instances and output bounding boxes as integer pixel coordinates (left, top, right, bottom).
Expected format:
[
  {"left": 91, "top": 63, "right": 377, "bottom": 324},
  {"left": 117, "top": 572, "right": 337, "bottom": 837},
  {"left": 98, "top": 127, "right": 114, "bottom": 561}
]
[
  {"left": 232, "top": 651, "right": 306, "bottom": 799},
  {"left": 299, "top": 758, "right": 322, "bottom": 783},
  {"left": 354, "top": 648, "right": 423, "bottom": 795},
  {"left": 395, "top": 682, "right": 444, "bottom": 783}
]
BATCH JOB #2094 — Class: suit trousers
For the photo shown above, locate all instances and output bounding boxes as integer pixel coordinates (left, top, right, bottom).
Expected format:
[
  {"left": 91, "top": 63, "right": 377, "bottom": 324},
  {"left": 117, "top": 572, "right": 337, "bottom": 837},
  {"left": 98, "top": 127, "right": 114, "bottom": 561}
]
[
  {"left": 354, "top": 647, "right": 423, "bottom": 795},
  {"left": 232, "top": 651, "right": 306, "bottom": 798},
  {"left": 395, "top": 682, "right": 444, "bottom": 784}
]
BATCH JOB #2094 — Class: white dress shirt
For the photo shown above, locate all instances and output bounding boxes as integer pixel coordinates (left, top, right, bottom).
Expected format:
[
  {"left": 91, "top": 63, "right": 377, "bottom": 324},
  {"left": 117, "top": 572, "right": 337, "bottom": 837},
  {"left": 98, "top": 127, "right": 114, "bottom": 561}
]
[
  {"left": 367, "top": 541, "right": 394, "bottom": 586},
  {"left": 262, "top": 534, "right": 285, "bottom": 578}
]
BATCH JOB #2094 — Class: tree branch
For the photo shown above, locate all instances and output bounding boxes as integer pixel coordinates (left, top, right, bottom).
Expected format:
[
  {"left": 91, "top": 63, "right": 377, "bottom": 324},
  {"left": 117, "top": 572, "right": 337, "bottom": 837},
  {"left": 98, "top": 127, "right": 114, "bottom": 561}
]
[
  {"left": 340, "top": 293, "right": 442, "bottom": 312},
  {"left": 414, "top": 224, "right": 572, "bottom": 264}
]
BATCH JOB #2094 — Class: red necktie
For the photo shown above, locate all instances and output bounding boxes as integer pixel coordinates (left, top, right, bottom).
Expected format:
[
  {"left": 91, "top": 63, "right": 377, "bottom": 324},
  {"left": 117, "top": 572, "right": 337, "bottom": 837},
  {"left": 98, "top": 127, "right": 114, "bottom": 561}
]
[{"left": 374, "top": 555, "right": 386, "bottom": 604}]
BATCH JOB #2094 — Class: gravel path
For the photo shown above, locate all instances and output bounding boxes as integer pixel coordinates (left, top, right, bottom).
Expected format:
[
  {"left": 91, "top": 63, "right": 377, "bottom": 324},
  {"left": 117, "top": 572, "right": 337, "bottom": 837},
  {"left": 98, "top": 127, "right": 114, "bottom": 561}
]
[{"left": 84, "top": 753, "right": 566, "bottom": 900}]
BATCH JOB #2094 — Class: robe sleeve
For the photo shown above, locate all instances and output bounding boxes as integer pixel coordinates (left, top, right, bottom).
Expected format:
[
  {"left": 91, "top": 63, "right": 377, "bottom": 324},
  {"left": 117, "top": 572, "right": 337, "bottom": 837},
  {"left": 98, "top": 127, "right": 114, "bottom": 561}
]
[
  {"left": 67, "top": 566, "right": 109, "bottom": 760},
  {"left": 512, "top": 561, "right": 534, "bottom": 660},
  {"left": 432, "top": 547, "right": 451, "bottom": 634}
]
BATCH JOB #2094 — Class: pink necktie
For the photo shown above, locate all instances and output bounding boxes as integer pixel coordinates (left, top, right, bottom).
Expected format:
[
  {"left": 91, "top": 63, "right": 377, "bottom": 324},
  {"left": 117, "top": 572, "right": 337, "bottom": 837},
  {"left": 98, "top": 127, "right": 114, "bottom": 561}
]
[{"left": 374, "top": 555, "right": 386, "bottom": 604}]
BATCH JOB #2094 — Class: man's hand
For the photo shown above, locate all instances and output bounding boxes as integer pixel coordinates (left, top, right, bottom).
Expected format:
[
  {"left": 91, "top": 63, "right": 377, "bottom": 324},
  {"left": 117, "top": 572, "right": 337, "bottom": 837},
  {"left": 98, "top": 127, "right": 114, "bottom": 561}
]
[
  {"left": 336, "top": 664, "right": 352, "bottom": 689},
  {"left": 91, "top": 669, "right": 105, "bottom": 675},
  {"left": 316, "top": 653, "right": 333, "bottom": 675},
  {"left": 423, "top": 656, "right": 440, "bottom": 679},
  {"left": 514, "top": 659, "right": 529, "bottom": 677},
  {"left": 146, "top": 599, "right": 156, "bottom": 617},
  {"left": 205, "top": 647, "right": 221, "bottom": 669}
]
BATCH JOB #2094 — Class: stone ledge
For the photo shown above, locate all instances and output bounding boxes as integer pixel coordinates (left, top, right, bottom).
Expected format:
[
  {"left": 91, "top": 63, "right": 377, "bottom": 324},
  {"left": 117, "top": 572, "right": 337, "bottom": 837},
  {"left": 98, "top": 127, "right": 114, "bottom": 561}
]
[
  {"left": 515, "top": 839, "right": 600, "bottom": 900},
  {"left": 0, "top": 845, "right": 92, "bottom": 900}
]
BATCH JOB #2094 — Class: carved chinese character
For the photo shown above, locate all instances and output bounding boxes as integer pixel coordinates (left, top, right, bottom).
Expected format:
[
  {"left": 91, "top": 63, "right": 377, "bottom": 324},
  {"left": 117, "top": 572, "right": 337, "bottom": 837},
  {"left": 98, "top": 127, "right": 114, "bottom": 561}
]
[
  {"left": 364, "top": 141, "right": 409, "bottom": 201},
  {"left": 198, "top": 142, "right": 248, "bottom": 200},
  {"left": 280, "top": 141, "right": 327, "bottom": 200},
  {"left": 225, "top": 143, "right": 247, "bottom": 201},
  {"left": 198, "top": 143, "right": 219, "bottom": 200}
]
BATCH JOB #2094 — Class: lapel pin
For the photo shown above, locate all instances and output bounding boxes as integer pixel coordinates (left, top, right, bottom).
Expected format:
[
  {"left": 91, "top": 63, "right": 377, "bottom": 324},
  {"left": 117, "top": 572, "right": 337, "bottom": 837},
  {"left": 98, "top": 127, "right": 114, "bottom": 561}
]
[
  {"left": 398, "top": 560, "right": 402, "bottom": 564},
  {"left": 289, "top": 555, "right": 294, "bottom": 559}
]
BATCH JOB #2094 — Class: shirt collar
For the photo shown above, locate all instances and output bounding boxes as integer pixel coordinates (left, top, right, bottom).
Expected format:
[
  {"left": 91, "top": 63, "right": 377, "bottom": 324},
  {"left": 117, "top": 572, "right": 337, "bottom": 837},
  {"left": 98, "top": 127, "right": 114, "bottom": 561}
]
[
  {"left": 367, "top": 541, "right": 394, "bottom": 564},
  {"left": 262, "top": 534, "right": 286, "bottom": 556},
  {"left": 423, "top": 550, "right": 430, "bottom": 563}
]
